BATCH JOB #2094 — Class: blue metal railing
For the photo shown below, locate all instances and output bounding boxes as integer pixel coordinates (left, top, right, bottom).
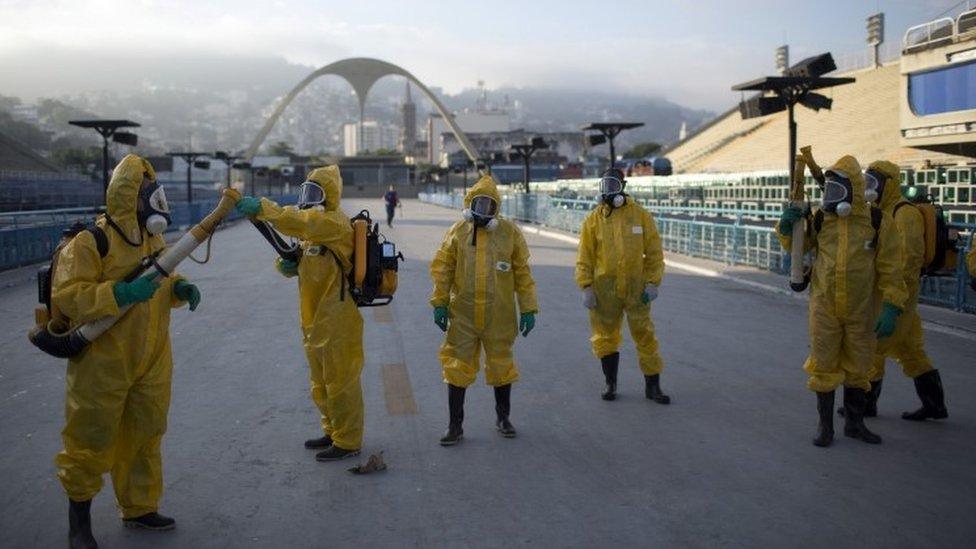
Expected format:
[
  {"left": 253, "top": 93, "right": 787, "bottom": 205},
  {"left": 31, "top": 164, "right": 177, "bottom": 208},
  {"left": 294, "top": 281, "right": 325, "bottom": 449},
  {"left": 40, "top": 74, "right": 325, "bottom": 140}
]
[
  {"left": 419, "top": 191, "right": 976, "bottom": 313},
  {"left": 0, "top": 195, "right": 298, "bottom": 271}
]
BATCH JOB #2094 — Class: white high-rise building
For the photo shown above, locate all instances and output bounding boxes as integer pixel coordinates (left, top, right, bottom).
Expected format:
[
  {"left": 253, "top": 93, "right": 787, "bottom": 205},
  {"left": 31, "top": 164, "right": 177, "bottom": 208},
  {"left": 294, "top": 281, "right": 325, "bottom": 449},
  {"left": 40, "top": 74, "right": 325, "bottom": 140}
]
[{"left": 344, "top": 121, "right": 399, "bottom": 156}]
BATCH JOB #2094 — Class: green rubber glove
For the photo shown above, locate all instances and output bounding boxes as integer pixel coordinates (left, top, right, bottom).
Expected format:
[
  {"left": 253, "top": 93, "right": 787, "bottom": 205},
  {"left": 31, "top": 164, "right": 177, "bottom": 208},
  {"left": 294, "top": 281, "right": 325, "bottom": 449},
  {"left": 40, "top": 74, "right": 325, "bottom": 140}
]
[
  {"left": 778, "top": 206, "right": 804, "bottom": 236},
  {"left": 173, "top": 280, "right": 201, "bottom": 311},
  {"left": 874, "top": 302, "right": 901, "bottom": 338},
  {"left": 113, "top": 273, "right": 160, "bottom": 307},
  {"left": 433, "top": 306, "right": 449, "bottom": 332},
  {"left": 236, "top": 196, "right": 262, "bottom": 217},
  {"left": 276, "top": 258, "right": 299, "bottom": 278},
  {"left": 519, "top": 312, "right": 536, "bottom": 337}
]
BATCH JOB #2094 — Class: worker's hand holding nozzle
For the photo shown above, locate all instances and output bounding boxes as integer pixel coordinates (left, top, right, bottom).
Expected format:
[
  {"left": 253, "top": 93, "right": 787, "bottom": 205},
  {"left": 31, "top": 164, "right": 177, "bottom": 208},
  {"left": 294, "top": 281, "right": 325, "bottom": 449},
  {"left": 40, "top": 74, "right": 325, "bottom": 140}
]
[
  {"left": 113, "top": 274, "right": 160, "bottom": 307},
  {"left": 236, "top": 196, "right": 262, "bottom": 217},
  {"left": 433, "top": 306, "right": 449, "bottom": 332},
  {"left": 778, "top": 206, "right": 805, "bottom": 236},
  {"left": 582, "top": 287, "right": 597, "bottom": 310}
]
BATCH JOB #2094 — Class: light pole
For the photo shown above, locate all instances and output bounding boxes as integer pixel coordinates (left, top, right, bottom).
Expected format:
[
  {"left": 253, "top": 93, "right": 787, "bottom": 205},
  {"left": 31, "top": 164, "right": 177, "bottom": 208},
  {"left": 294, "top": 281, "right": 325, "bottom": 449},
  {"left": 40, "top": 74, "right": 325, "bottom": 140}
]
[
  {"left": 166, "top": 151, "right": 210, "bottom": 204},
  {"left": 68, "top": 119, "right": 140, "bottom": 201},
  {"left": 214, "top": 150, "right": 242, "bottom": 188},
  {"left": 581, "top": 123, "right": 644, "bottom": 170},
  {"left": 510, "top": 136, "right": 549, "bottom": 193}
]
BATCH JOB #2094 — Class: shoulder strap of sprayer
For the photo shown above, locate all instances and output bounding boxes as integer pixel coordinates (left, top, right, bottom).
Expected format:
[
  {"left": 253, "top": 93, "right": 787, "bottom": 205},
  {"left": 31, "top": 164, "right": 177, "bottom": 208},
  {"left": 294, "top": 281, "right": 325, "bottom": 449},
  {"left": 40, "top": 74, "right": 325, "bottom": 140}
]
[
  {"left": 812, "top": 207, "right": 882, "bottom": 247},
  {"left": 88, "top": 226, "right": 109, "bottom": 258}
]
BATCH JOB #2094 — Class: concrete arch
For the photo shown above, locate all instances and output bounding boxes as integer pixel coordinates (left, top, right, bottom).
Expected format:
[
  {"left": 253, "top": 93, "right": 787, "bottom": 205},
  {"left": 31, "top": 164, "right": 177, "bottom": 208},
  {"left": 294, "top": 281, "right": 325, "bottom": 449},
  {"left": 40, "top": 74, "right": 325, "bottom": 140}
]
[{"left": 244, "top": 57, "right": 480, "bottom": 165}]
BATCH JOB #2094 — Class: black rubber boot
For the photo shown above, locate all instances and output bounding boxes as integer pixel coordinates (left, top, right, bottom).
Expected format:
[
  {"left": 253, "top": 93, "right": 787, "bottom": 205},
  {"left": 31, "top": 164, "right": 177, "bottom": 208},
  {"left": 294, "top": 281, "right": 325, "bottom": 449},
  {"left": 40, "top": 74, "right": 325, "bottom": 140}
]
[
  {"left": 315, "top": 445, "right": 361, "bottom": 462},
  {"left": 902, "top": 369, "right": 948, "bottom": 421},
  {"left": 843, "top": 387, "right": 882, "bottom": 444},
  {"left": 600, "top": 352, "right": 619, "bottom": 401},
  {"left": 494, "top": 384, "right": 517, "bottom": 438},
  {"left": 69, "top": 499, "right": 97, "bottom": 549},
  {"left": 439, "top": 384, "right": 465, "bottom": 446},
  {"left": 839, "top": 379, "right": 883, "bottom": 418},
  {"left": 122, "top": 512, "right": 176, "bottom": 531},
  {"left": 813, "top": 391, "right": 834, "bottom": 447},
  {"left": 304, "top": 435, "right": 333, "bottom": 449},
  {"left": 644, "top": 374, "right": 671, "bottom": 405}
]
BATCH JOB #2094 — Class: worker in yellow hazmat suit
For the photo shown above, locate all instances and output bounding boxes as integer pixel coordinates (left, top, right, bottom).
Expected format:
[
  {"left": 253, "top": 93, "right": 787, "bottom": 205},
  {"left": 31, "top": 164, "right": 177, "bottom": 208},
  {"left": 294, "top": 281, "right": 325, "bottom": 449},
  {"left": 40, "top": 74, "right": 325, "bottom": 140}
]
[
  {"left": 575, "top": 168, "right": 668, "bottom": 404},
  {"left": 860, "top": 160, "right": 948, "bottom": 421},
  {"left": 236, "top": 165, "right": 364, "bottom": 462},
  {"left": 430, "top": 174, "right": 538, "bottom": 445},
  {"left": 968, "top": 245, "right": 976, "bottom": 291},
  {"left": 777, "top": 155, "right": 907, "bottom": 448},
  {"left": 53, "top": 155, "right": 201, "bottom": 548}
]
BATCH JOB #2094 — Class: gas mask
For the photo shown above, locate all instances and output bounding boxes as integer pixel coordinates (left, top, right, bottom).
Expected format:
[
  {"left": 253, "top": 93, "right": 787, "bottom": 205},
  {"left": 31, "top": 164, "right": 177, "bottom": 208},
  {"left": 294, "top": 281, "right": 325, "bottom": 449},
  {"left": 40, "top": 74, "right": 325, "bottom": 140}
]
[
  {"left": 297, "top": 181, "right": 326, "bottom": 210},
  {"left": 462, "top": 195, "right": 499, "bottom": 231},
  {"left": 137, "top": 181, "right": 171, "bottom": 235},
  {"left": 822, "top": 170, "right": 853, "bottom": 217},
  {"left": 599, "top": 171, "right": 626, "bottom": 209},
  {"left": 863, "top": 168, "right": 886, "bottom": 204}
]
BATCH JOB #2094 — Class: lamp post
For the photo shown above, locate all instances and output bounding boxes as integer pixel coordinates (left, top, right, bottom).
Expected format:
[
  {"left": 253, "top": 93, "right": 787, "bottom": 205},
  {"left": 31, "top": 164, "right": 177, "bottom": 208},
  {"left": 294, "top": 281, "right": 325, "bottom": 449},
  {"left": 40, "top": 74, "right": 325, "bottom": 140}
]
[
  {"left": 510, "top": 136, "right": 549, "bottom": 193},
  {"left": 732, "top": 52, "right": 855, "bottom": 196},
  {"left": 166, "top": 151, "right": 210, "bottom": 204},
  {"left": 581, "top": 122, "right": 644, "bottom": 170},
  {"left": 214, "top": 150, "right": 242, "bottom": 188},
  {"left": 68, "top": 119, "right": 140, "bottom": 201}
]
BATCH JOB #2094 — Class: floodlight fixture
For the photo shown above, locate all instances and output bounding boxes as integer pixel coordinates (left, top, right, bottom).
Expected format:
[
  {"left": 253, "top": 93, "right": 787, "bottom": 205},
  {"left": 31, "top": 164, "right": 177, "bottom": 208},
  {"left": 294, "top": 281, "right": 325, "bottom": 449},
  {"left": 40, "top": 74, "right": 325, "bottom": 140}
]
[
  {"left": 68, "top": 119, "right": 140, "bottom": 199},
  {"left": 112, "top": 132, "right": 138, "bottom": 147},
  {"left": 581, "top": 122, "right": 644, "bottom": 168},
  {"left": 167, "top": 151, "right": 210, "bottom": 204},
  {"left": 510, "top": 137, "right": 550, "bottom": 193}
]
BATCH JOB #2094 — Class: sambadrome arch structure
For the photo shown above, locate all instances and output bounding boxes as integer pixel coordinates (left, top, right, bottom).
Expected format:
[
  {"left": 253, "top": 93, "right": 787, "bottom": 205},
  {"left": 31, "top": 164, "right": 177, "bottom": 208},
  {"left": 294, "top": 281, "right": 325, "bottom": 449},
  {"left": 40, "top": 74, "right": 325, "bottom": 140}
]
[{"left": 244, "top": 57, "right": 480, "bottom": 164}]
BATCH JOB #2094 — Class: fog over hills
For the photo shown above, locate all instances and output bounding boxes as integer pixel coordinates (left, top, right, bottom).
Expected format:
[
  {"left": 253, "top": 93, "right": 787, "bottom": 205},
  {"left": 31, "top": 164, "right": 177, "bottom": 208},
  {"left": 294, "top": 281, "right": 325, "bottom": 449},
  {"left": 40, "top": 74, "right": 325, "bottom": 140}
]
[{"left": 0, "top": 53, "right": 713, "bottom": 156}]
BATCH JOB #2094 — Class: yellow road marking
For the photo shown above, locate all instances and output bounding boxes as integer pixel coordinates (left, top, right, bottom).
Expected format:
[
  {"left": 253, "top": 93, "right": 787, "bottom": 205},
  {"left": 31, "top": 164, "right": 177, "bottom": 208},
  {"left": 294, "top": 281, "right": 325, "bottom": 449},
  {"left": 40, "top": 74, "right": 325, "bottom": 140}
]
[{"left": 381, "top": 363, "right": 418, "bottom": 415}]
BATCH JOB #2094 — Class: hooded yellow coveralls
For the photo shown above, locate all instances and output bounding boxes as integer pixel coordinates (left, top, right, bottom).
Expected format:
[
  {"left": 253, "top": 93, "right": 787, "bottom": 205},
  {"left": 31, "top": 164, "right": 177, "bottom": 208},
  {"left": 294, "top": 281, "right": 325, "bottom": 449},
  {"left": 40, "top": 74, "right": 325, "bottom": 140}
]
[
  {"left": 430, "top": 176, "right": 538, "bottom": 388},
  {"left": 777, "top": 156, "right": 907, "bottom": 392},
  {"left": 575, "top": 196, "right": 665, "bottom": 374},
  {"left": 53, "top": 154, "right": 188, "bottom": 518},
  {"left": 256, "top": 166, "right": 364, "bottom": 450},
  {"left": 867, "top": 160, "right": 933, "bottom": 381},
  {"left": 968, "top": 246, "right": 976, "bottom": 285}
]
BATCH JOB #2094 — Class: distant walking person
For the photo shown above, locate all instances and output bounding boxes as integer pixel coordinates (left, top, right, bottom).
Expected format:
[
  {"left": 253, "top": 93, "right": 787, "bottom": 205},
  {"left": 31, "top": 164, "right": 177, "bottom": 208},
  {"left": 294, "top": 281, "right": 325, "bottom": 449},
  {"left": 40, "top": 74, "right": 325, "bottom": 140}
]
[{"left": 384, "top": 185, "right": 400, "bottom": 227}]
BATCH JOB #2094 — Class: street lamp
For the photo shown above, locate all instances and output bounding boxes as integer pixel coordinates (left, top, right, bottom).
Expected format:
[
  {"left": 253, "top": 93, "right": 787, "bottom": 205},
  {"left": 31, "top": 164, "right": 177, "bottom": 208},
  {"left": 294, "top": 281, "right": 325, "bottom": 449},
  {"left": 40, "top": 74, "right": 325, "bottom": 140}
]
[
  {"left": 68, "top": 119, "right": 140, "bottom": 200},
  {"left": 214, "top": 150, "right": 242, "bottom": 188},
  {"left": 581, "top": 122, "right": 644, "bottom": 169},
  {"left": 509, "top": 137, "right": 550, "bottom": 193},
  {"left": 166, "top": 151, "right": 210, "bottom": 204},
  {"left": 732, "top": 52, "right": 855, "bottom": 200}
]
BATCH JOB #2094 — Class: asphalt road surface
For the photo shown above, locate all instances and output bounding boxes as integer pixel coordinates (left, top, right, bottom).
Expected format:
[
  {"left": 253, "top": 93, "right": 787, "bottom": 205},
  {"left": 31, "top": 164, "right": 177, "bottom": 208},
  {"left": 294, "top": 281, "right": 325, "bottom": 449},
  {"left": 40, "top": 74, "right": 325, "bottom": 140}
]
[{"left": 2, "top": 198, "right": 974, "bottom": 548}]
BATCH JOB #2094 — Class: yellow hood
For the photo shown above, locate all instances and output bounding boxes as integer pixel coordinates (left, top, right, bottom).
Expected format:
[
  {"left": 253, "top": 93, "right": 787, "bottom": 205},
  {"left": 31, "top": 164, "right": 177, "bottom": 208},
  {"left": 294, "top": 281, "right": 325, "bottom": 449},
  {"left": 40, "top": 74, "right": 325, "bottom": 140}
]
[
  {"left": 826, "top": 155, "right": 868, "bottom": 217},
  {"left": 306, "top": 165, "right": 342, "bottom": 212},
  {"left": 106, "top": 154, "right": 156, "bottom": 235},
  {"left": 869, "top": 160, "right": 902, "bottom": 211},
  {"left": 464, "top": 174, "right": 502, "bottom": 210}
]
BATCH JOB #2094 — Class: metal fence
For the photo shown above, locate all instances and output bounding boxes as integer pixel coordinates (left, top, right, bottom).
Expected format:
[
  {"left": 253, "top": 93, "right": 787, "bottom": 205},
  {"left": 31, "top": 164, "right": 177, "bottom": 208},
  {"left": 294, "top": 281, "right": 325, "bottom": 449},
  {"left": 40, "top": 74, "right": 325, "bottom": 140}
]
[
  {"left": 0, "top": 195, "right": 298, "bottom": 271},
  {"left": 419, "top": 191, "right": 976, "bottom": 313}
]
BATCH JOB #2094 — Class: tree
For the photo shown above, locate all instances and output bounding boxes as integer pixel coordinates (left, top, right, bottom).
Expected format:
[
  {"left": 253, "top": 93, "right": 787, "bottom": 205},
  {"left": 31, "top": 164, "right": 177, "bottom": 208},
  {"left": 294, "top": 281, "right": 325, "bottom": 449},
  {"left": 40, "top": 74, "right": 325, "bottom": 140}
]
[
  {"left": 623, "top": 142, "right": 662, "bottom": 159},
  {"left": 269, "top": 141, "right": 294, "bottom": 157}
]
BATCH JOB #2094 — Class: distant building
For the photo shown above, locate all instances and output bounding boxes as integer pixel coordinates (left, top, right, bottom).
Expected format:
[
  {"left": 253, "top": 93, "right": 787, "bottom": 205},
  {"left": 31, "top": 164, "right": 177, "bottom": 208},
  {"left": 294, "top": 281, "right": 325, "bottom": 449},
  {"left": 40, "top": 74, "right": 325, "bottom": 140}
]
[
  {"left": 427, "top": 110, "right": 511, "bottom": 164},
  {"left": 344, "top": 121, "right": 399, "bottom": 156},
  {"left": 399, "top": 83, "right": 417, "bottom": 155},
  {"left": 439, "top": 129, "right": 584, "bottom": 167}
]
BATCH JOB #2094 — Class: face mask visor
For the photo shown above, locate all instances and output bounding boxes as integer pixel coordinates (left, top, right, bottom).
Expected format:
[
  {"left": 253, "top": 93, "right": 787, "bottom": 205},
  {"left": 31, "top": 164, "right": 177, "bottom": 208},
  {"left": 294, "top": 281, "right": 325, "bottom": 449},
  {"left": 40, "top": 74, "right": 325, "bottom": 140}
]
[
  {"left": 599, "top": 176, "right": 624, "bottom": 197},
  {"left": 864, "top": 169, "right": 885, "bottom": 203},
  {"left": 297, "top": 181, "right": 325, "bottom": 210},
  {"left": 822, "top": 171, "right": 853, "bottom": 215}
]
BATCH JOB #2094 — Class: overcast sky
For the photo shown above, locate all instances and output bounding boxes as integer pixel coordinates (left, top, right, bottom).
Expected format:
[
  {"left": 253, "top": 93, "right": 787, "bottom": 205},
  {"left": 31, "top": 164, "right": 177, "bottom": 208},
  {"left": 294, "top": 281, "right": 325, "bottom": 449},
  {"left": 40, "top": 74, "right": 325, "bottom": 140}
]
[{"left": 0, "top": 0, "right": 966, "bottom": 110}]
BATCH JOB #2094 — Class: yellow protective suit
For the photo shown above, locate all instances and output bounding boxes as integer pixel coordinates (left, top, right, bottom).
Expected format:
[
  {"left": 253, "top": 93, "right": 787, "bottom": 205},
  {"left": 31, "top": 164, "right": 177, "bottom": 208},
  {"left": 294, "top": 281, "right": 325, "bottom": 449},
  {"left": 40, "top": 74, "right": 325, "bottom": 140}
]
[
  {"left": 575, "top": 196, "right": 665, "bottom": 374},
  {"left": 968, "top": 246, "right": 976, "bottom": 282},
  {"left": 53, "top": 154, "right": 188, "bottom": 518},
  {"left": 777, "top": 156, "right": 907, "bottom": 392},
  {"left": 256, "top": 166, "right": 364, "bottom": 450},
  {"left": 867, "top": 160, "right": 933, "bottom": 381},
  {"left": 430, "top": 175, "right": 538, "bottom": 388}
]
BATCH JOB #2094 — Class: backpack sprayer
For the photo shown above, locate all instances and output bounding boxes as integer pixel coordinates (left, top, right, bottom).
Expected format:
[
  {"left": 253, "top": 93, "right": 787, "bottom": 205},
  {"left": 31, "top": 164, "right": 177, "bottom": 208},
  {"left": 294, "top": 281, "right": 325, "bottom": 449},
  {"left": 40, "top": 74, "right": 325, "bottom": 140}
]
[{"left": 28, "top": 188, "right": 242, "bottom": 358}]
